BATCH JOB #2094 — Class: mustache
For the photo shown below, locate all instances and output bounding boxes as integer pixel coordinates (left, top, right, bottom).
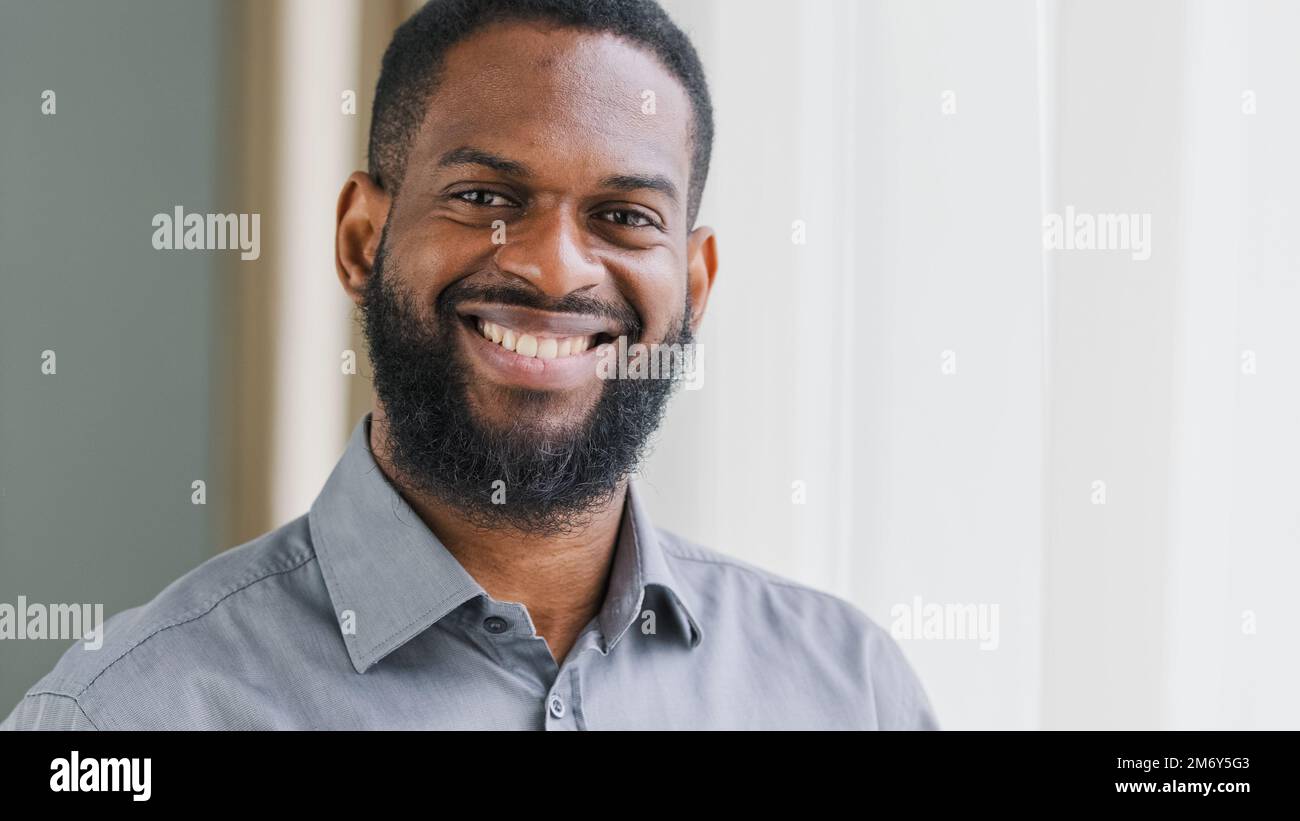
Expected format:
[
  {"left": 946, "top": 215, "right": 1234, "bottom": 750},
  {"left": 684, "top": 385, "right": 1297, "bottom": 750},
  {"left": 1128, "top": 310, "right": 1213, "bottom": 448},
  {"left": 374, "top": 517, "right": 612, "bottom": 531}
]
[{"left": 436, "top": 280, "right": 643, "bottom": 341}]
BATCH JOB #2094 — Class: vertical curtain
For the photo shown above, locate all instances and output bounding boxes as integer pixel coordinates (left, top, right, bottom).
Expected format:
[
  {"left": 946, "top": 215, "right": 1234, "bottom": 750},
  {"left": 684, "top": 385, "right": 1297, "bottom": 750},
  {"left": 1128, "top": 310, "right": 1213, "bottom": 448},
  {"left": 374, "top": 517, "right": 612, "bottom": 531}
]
[{"left": 223, "top": 0, "right": 417, "bottom": 545}]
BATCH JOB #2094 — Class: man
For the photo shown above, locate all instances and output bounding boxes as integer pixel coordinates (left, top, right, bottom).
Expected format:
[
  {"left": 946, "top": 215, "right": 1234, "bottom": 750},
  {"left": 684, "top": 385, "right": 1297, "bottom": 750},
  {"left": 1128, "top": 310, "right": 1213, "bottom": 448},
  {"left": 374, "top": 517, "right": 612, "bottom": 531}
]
[{"left": 3, "top": 0, "right": 937, "bottom": 730}]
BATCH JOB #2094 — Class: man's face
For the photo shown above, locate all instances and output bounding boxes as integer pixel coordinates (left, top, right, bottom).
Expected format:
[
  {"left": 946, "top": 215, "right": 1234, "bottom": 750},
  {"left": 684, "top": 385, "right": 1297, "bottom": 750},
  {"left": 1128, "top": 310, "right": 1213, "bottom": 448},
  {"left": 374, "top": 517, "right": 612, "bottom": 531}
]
[{"left": 348, "top": 21, "right": 716, "bottom": 532}]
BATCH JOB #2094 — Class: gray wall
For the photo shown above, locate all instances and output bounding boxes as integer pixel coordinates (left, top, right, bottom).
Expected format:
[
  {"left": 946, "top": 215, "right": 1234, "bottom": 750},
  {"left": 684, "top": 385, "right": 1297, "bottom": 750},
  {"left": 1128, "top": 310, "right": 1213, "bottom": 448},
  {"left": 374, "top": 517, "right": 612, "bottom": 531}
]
[{"left": 0, "top": 0, "right": 226, "bottom": 709}]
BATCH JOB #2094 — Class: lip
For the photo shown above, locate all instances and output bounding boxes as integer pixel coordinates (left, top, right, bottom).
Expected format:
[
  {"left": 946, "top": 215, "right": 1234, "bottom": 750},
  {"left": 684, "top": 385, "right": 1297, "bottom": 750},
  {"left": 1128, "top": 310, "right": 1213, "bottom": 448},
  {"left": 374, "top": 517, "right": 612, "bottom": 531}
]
[
  {"left": 457, "top": 314, "right": 611, "bottom": 391},
  {"left": 455, "top": 302, "right": 627, "bottom": 338}
]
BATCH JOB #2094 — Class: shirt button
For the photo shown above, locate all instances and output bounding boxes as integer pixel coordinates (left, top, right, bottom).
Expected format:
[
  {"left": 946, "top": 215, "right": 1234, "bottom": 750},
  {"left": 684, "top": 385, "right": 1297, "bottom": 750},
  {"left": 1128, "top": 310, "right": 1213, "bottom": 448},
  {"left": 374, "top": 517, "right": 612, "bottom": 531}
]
[
  {"left": 548, "top": 694, "right": 566, "bottom": 718},
  {"left": 483, "top": 616, "right": 509, "bottom": 634}
]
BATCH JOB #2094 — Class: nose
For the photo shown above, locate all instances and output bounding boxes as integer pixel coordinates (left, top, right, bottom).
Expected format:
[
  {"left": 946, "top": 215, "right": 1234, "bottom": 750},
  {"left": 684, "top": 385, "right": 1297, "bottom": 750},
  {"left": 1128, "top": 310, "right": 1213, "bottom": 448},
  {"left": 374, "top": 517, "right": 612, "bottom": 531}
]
[{"left": 490, "top": 205, "right": 606, "bottom": 298}]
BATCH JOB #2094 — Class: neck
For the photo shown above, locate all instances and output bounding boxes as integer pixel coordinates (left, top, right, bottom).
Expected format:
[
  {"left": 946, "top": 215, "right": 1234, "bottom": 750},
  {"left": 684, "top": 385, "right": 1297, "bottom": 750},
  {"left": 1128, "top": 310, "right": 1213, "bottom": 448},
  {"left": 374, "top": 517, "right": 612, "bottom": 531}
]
[{"left": 368, "top": 409, "right": 627, "bottom": 666}]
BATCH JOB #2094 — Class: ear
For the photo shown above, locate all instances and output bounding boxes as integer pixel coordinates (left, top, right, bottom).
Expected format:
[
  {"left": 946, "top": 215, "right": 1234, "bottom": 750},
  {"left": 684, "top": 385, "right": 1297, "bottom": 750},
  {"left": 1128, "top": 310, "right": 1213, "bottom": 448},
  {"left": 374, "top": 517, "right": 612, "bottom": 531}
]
[
  {"left": 335, "top": 171, "right": 391, "bottom": 305},
  {"left": 685, "top": 225, "right": 718, "bottom": 333}
]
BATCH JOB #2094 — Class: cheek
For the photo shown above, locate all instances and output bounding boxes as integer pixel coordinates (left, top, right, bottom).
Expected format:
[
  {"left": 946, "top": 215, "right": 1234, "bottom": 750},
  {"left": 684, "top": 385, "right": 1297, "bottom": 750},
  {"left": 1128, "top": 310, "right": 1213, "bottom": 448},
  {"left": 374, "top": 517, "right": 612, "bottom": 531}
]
[
  {"left": 626, "top": 265, "right": 687, "bottom": 341},
  {"left": 391, "top": 228, "right": 477, "bottom": 307}
]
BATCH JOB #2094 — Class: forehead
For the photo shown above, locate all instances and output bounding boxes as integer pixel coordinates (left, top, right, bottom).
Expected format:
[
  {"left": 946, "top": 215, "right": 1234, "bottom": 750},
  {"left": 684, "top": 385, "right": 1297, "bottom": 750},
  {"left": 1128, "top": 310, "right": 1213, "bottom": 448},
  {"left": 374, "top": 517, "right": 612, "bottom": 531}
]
[{"left": 407, "top": 21, "right": 692, "bottom": 189}]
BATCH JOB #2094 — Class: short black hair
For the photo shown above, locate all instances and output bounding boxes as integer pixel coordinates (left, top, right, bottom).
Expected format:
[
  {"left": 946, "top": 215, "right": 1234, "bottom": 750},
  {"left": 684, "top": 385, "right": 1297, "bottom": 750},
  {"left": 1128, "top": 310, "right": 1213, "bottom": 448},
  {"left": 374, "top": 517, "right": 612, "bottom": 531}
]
[{"left": 368, "top": 0, "right": 714, "bottom": 227}]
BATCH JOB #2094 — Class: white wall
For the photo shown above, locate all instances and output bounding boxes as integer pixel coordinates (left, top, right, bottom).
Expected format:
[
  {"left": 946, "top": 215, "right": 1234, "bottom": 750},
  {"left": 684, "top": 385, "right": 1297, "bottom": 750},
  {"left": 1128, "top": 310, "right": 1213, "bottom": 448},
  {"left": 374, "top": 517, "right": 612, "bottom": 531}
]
[{"left": 1164, "top": 0, "right": 1300, "bottom": 730}]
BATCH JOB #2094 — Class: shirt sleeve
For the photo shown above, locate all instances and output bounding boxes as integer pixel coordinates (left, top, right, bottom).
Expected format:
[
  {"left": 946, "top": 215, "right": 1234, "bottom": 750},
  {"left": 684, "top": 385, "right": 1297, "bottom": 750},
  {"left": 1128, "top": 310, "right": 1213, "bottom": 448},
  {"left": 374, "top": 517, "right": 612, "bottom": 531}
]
[
  {"left": 867, "top": 623, "right": 942, "bottom": 730},
  {"left": 0, "top": 692, "right": 100, "bottom": 731}
]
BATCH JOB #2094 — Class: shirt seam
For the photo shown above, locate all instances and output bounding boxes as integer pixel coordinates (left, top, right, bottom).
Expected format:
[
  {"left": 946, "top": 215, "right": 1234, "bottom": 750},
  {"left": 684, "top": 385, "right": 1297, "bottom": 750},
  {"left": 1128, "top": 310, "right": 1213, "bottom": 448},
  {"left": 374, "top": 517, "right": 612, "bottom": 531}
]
[
  {"left": 18, "top": 691, "right": 102, "bottom": 730},
  {"left": 569, "top": 667, "right": 586, "bottom": 731},
  {"left": 662, "top": 544, "right": 863, "bottom": 608},
  {"left": 74, "top": 545, "right": 318, "bottom": 702}
]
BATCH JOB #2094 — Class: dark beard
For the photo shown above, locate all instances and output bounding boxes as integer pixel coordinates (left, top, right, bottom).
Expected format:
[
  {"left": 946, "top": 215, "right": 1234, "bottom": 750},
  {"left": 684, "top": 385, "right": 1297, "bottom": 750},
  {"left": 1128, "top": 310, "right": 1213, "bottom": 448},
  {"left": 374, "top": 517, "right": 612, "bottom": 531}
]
[{"left": 358, "top": 225, "right": 692, "bottom": 536}]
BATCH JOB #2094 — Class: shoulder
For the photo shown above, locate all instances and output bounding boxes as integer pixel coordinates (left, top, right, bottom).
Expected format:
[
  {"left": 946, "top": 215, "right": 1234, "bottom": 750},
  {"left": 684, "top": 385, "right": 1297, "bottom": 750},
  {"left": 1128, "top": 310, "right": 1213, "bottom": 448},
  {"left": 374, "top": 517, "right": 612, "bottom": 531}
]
[
  {"left": 3, "top": 515, "right": 321, "bottom": 730},
  {"left": 656, "top": 527, "right": 940, "bottom": 729},
  {"left": 656, "top": 525, "right": 878, "bottom": 636}
]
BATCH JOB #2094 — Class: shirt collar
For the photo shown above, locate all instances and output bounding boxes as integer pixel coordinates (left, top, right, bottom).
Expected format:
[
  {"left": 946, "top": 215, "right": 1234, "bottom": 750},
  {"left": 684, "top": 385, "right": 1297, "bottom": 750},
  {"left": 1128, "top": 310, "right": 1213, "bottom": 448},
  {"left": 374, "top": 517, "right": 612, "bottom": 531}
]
[
  {"left": 309, "top": 414, "right": 703, "bottom": 674},
  {"left": 598, "top": 468, "right": 704, "bottom": 655}
]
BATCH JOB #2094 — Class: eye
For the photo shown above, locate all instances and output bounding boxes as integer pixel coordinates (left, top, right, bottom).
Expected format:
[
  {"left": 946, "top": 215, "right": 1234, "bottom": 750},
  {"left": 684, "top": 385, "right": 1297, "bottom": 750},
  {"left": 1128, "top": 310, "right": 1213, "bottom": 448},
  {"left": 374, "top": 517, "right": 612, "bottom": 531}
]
[
  {"left": 597, "top": 208, "right": 660, "bottom": 229},
  {"left": 454, "top": 189, "right": 516, "bottom": 207}
]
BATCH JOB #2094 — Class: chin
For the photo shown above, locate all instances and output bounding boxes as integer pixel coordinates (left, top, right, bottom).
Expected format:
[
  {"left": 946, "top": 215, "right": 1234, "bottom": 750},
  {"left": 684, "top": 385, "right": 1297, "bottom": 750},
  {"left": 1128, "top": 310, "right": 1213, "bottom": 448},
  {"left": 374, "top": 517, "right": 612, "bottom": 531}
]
[{"left": 465, "top": 384, "right": 602, "bottom": 439}]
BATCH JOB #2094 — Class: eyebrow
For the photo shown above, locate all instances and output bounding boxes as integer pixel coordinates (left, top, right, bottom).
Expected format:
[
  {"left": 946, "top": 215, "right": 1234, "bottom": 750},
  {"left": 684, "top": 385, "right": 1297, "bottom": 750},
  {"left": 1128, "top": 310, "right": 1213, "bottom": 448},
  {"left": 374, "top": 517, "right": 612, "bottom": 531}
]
[
  {"left": 437, "top": 146, "right": 532, "bottom": 177},
  {"left": 598, "top": 173, "right": 679, "bottom": 206},
  {"left": 436, "top": 145, "right": 680, "bottom": 208}
]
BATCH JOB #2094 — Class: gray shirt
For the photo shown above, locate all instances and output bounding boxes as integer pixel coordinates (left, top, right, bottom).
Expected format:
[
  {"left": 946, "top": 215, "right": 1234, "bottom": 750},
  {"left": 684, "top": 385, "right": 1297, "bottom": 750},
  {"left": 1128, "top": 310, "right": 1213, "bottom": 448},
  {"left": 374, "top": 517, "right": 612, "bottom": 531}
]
[{"left": 2, "top": 415, "right": 938, "bottom": 730}]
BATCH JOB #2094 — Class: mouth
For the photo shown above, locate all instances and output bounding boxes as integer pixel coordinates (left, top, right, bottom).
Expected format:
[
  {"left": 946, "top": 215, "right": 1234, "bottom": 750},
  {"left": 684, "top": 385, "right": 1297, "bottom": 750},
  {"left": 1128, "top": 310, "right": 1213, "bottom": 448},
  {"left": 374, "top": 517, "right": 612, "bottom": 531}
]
[
  {"left": 461, "top": 315, "right": 617, "bottom": 359},
  {"left": 454, "top": 304, "right": 625, "bottom": 390}
]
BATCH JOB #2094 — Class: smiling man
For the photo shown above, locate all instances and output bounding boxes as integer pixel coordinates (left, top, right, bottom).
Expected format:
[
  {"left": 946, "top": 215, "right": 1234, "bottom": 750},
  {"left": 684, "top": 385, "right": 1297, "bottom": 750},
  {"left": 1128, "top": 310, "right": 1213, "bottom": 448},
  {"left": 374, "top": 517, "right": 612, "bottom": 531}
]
[{"left": 2, "top": 0, "right": 937, "bottom": 731}]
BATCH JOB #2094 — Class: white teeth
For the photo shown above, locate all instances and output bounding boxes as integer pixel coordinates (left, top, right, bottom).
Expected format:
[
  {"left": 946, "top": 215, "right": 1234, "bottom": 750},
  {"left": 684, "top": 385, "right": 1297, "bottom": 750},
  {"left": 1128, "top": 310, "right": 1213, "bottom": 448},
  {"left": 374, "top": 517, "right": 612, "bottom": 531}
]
[{"left": 474, "top": 318, "right": 596, "bottom": 359}]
